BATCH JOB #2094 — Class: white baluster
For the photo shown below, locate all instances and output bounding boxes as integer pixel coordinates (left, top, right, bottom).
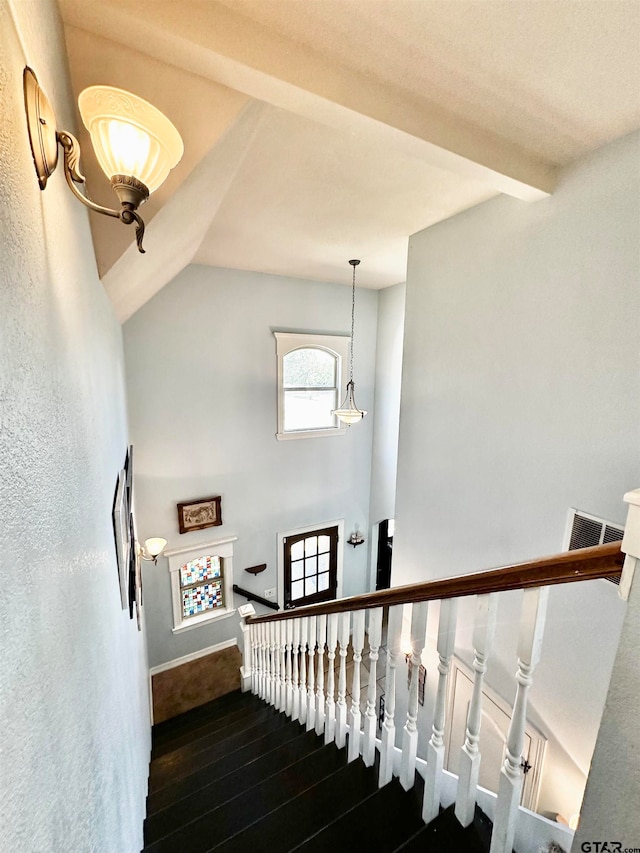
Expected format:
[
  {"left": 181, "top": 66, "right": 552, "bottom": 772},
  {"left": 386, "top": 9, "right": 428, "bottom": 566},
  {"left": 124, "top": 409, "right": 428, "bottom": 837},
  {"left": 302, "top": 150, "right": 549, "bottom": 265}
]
[
  {"left": 285, "top": 619, "right": 293, "bottom": 716},
  {"left": 299, "top": 617, "right": 308, "bottom": 726},
  {"left": 292, "top": 618, "right": 301, "bottom": 721},
  {"left": 324, "top": 614, "right": 339, "bottom": 744},
  {"left": 380, "top": 605, "right": 402, "bottom": 787},
  {"left": 258, "top": 622, "right": 266, "bottom": 700},
  {"left": 348, "top": 609, "right": 366, "bottom": 762},
  {"left": 268, "top": 621, "right": 277, "bottom": 706},
  {"left": 250, "top": 624, "right": 258, "bottom": 694},
  {"left": 306, "top": 615, "right": 317, "bottom": 731},
  {"left": 335, "top": 612, "right": 350, "bottom": 748},
  {"left": 455, "top": 594, "right": 498, "bottom": 827},
  {"left": 363, "top": 607, "right": 383, "bottom": 767},
  {"left": 315, "top": 614, "right": 327, "bottom": 736},
  {"left": 277, "top": 620, "right": 285, "bottom": 711},
  {"left": 263, "top": 622, "right": 271, "bottom": 705},
  {"left": 423, "top": 599, "right": 458, "bottom": 818},
  {"left": 401, "top": 602, "right": 428, "bottom": 790},
  {"left": 490, "top": 587, "right": 549, "bottom": 853}
]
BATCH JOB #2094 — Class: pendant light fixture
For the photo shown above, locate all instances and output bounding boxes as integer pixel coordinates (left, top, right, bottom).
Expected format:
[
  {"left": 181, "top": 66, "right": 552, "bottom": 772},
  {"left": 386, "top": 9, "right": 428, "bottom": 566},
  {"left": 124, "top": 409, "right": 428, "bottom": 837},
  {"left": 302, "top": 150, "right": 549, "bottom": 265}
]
[{"left": 333, "top": 259, "right": 368, "bottom": 426}]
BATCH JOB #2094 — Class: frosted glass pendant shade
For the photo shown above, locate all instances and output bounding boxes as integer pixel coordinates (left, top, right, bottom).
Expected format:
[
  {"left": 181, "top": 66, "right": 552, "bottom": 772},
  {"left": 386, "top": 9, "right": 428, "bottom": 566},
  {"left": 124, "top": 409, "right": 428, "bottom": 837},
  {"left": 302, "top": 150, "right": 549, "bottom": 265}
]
[
  {"left": 78, "top": 86, "right": 183, "bottom": 194},
  {"left": 333, "top": 380, "right": 367, "bottom": 425}
]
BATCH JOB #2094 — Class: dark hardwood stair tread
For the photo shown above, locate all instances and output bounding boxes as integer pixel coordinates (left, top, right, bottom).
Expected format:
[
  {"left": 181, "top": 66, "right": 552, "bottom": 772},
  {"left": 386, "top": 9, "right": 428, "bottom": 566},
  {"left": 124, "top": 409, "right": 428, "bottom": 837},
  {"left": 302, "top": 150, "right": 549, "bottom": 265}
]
[
  {"left": 395, "top": 804, "right": 494, "bottom": 853},
  {"left": 209, "top": 757, "right": 379, "bottom": 853},
  {"left": 144, "top": 742, "right": 348, "bottom": 853},
  {"left": 152, "top": 690, "right": 253, "bottom": 744},
  {"left": 148, "top": 708, "right": 286, "bottom": 792},
  {"left": 144, "top": 728, "right": 323, "bottom": 845},
  {"left": 146, "top": 721, "right": 306, "bottom": 815}
]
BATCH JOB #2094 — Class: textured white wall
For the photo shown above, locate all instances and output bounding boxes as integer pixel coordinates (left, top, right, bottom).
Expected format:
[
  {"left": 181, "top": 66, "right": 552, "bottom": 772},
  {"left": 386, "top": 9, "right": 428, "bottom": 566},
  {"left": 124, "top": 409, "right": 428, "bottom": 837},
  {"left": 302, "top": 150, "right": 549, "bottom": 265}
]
[
  {"left": 123, "top": 265, "right": 377, "bottom": 667},
  {"left": 0, "top": 3, "right": 150, "bottom": 851},
  {"left": 393, "top": 132, "right": 640, "bottom": 820}
]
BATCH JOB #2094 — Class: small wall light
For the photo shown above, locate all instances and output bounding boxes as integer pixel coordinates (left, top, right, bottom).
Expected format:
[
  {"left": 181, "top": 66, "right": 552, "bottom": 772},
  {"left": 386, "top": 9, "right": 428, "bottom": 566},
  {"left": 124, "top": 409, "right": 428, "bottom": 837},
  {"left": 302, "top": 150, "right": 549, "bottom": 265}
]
[
  {"left": 140, "top": 537, "right": 168, "bottom": 564},
  {"left": 348, "top": 523, "right": 365, "bottom": 547},
  {"left": 23, "top": 67, "right": 183, "bottom": 252}
]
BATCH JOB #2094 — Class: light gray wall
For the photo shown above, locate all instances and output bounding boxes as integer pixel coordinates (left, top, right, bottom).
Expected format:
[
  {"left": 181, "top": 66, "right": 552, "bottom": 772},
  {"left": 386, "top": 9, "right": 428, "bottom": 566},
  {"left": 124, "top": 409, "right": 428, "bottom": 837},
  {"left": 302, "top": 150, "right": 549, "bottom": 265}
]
[
  {"left": 369, "top": 282, "right": 406, "bottom": 525},
  {"left": 0, "top": 3, "right": 150, "bottom": 851},
  {"left": 573, "top": 554, "right": 640, "bottom": 846},
  {"left": 123, "top": 265, "right": 377, "bottom": 667},
  {"left": 393, "top": 131, "right": 640, "bottom": 821}
]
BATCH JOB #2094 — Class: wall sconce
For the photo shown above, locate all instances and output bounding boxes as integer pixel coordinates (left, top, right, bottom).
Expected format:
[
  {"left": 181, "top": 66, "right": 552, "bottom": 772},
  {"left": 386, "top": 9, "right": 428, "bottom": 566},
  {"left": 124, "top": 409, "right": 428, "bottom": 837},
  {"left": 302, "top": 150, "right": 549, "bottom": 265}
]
[
  {"left": 140, "top": 537, "right": 168, "bottom": 564},
  {"left": 23, "top": 67, "right": 183, "bottom": 253},
  {"left": 348, "top": 524, "right": 365, "bottom": 547}
]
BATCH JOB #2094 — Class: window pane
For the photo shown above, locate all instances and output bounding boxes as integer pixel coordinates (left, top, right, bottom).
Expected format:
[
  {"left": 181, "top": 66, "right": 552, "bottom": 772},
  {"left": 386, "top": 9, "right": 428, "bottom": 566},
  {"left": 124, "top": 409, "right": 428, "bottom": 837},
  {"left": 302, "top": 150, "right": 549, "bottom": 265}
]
[
  {"left": 291, "top": 560, "right": 304, "bottom": 581},
  {"left": 283, "top": 348, "right": 336, "bottom": 388},
  {"left": 291, "top": 540, "right": 304, "bottom": 560},
  {"left": 182, "top": 580, "right": 224, "bottom": 617},
  {"left": 305, "top": 536, "right": 318, "bottom": 556},
  {"left": 304, "top": 556, "right": 317, "bottom": 577},
  {"left": 318, "top": 535, "right": 330, "bottom": 553},
  {"left": 179, "top": 555, "right": 221, "bottom": 587},
  {"left": 318, "top": 572, "right": 330, "bottom": 592},
  {"left": 305, "top": 576, "right": 317, "bottom": 596},
  {"left": 283, "top": 390, "right": 337, "bottom": 431},
  {"left": 318, "top": 553, "right": 329, "bottom": 573},
  {"left": 291, "top": 580, "right": 305, "bottom": 600}
]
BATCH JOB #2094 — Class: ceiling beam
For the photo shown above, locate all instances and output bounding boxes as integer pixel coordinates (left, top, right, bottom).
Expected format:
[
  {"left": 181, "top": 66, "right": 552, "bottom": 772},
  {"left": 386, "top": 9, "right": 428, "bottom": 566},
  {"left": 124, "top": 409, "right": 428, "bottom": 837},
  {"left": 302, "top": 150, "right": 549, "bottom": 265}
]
[{"left": 60, "top": 0, "right": 555, "bottom": 201}]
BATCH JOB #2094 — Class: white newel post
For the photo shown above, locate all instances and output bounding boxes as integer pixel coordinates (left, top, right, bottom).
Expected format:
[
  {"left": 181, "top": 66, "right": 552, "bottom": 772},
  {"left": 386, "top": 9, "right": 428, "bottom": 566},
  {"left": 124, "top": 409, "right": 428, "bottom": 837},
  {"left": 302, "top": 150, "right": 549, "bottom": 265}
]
[
  {"left": 315, "top": 614, "right": 327, "bottom": 736},
  {"left": 363, "top": 607, "right": 383, "bottom": 767},
  {"left": 348, "top": 609, "right": 366, "bottom": 762},
  {"left": 455, "top": 594, "right": 498, "bottom": 826},
  {"left": 380, "top": 604, "right": 402, "bottom": 787},
  {"left": 299, "top": 617, "right": 308, "bottom": 726},
  {"left": 423, "top": 598, "right": 457, "bottom": 815},
  {"left": 306, "top": 615, "right": 317, "bottom": 731},
  {"left": 325, "top": 613, "right": 339, "bottom": 744},
  {"left": 292, "top": 618, "right": 301, "bottom": 721},
  {"left": 490, "top": 586, "right": 549, "bottom": 853},
  {"left": 284, "top": 619, "right": 293, "bottom": 716},
  {"left": 620, "top": 488, "right": 640, "bottom": 600},
  {"left": 335, "top": 612, "right": 350, "bottom": 748},
  {"left": 401, "top": 602, "right": 428, "bottom": 791},
  {"left": 238, "top": 606, "right": 255, "bottom": 693}
]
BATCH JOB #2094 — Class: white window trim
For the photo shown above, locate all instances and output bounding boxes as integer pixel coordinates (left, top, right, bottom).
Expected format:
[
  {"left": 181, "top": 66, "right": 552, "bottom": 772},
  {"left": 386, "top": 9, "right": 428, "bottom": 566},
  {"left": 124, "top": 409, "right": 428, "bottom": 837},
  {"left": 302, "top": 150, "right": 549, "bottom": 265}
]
[
  {"left": 166, "top": 536, "right": 238, "bottom": 634},
  {"left": 274, "top": 332, "right": 349, "bottom": 440},
  {"left": 276, "top": 519, "right": 344, "bottom": 609}
]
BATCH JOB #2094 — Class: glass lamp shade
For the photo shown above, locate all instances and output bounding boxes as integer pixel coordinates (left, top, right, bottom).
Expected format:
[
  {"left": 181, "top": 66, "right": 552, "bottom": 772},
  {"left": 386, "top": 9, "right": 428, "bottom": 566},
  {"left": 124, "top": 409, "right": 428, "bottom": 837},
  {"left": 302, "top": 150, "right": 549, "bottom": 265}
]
[
  {"left": 77, "top": 86, "right": 183, "bottom": 194},
  {"left": 144, "top": 537, "right": 168, "bottom": 559},
  {"left": 333, "top": 380, "right": 367, "bottom": 425}
]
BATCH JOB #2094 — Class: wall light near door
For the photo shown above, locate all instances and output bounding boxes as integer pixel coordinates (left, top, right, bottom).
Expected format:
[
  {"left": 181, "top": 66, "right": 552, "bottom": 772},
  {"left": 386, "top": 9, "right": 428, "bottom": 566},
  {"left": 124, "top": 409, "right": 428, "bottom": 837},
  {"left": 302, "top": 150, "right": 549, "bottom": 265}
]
[
  {"left": 23, "top": 67, "right": 183, "bottom": 253},
  {"left": 140, "top": 538, "right": 168, "bottom": 564}
]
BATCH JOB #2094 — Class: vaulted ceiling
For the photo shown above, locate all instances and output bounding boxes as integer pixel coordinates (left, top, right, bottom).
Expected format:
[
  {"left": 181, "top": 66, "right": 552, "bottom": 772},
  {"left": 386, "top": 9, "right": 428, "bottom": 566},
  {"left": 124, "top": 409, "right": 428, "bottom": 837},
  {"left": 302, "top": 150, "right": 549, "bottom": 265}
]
[{"left": 58, "top": 0, "right": 640, "bottom": 320}]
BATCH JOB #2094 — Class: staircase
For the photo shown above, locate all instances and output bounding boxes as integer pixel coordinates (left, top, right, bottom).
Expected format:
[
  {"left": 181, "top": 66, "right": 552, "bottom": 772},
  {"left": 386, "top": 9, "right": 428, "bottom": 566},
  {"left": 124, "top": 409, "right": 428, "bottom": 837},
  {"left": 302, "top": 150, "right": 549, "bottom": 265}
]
[{"left": 143, "top": 688, "right": 495, "bottom": 852}]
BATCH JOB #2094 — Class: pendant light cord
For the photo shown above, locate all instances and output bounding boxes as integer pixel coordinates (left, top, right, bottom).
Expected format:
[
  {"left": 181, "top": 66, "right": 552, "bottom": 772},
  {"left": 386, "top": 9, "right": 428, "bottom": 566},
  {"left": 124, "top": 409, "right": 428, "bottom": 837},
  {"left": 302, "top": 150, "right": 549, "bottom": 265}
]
[{"left": 348, "top": 259, "right": 360, "bottom": 383}]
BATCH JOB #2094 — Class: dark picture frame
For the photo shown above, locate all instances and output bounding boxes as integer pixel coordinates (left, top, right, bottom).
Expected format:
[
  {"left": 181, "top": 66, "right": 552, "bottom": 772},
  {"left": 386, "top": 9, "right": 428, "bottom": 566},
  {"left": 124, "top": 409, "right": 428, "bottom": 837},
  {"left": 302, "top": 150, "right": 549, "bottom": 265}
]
[
  {"left": 177, "top": 495, "right": 222, "bottom": 534},
  {"left": 112, "top": 468, "right": 129, "bottom": 610}
]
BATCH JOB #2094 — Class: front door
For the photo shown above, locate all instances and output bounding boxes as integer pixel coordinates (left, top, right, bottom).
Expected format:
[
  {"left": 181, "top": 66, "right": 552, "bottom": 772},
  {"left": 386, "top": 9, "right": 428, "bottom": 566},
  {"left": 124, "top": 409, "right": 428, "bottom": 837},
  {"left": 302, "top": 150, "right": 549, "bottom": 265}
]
[{"left": 283, "top": 525, "right": 339, "bottom": 609}]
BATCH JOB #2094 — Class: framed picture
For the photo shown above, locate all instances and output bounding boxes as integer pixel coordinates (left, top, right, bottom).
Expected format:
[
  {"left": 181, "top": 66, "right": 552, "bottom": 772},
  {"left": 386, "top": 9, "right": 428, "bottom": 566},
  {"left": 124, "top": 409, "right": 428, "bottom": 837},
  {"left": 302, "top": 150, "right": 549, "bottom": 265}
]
[
  {"left": 112, "top": 469, "right": 129, "bottom": 610},
  {"left": 177, "top": 495, "right": 222, "bottom": 534}
]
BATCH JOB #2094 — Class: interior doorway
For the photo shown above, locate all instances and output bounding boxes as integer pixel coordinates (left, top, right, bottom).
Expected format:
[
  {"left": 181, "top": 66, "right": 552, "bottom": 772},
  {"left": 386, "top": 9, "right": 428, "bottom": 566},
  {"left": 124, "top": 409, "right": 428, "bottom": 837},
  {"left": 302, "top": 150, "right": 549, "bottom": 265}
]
[{"left": 375, "top": 518, "right": 394, "bottom": 590}]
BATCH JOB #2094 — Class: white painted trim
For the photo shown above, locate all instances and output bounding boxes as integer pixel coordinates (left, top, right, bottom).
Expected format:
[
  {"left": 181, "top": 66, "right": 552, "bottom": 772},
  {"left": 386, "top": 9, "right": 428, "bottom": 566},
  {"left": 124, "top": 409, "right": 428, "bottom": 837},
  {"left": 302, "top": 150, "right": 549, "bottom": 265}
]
[
  {"left": 274, "top": 332, "right": 349, "bottom": 439},
  {"left": 149, "top": 637, "right": 239, "bottom": 676},
  {"left": 165, "top": 536, "right": 238, "bottom": 558},
  {"left": 276, "top": 519, "right": 345, "bottom": 609},
  {"left": 167, "top": 537, "right": 238, "bottom": 631}
]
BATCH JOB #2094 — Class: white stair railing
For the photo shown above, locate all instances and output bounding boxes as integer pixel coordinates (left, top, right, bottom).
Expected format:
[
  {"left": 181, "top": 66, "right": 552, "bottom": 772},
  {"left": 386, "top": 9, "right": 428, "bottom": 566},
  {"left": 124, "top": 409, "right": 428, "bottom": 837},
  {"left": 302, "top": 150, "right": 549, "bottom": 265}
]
[{"left": 242, "top": 533, "right": 628, "bottom": 853}]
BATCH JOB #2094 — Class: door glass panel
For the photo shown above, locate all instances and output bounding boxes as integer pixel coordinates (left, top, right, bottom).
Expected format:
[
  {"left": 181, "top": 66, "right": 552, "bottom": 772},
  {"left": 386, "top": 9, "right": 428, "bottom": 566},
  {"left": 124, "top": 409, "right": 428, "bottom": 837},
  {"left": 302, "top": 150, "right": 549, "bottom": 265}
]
[
  {"left": 305, "top": 536, "right": 318, "bottom": 556},
  {"left": 291, "top": 580, "right": 305, "bottom": 600},
  {"left": 318, "top": 535, "right": 330, "bottom": 553},
  {"left": 291, "top": 540, "right": 304, "bottom": 560},
  {"left": 318, "top": 572, "right": 329, "bottom": 592},
  {"left": 291, "top": 561, "right": 304, "bottom": 581},
  {"left": 318, "top": 553, "right": 329, "bottom": 573},
  {"left": 305, "top": 576, "right": 317, "bottom": 596},
  {"left": 304, "top": 556, "right": 317, "bottom": 577}
]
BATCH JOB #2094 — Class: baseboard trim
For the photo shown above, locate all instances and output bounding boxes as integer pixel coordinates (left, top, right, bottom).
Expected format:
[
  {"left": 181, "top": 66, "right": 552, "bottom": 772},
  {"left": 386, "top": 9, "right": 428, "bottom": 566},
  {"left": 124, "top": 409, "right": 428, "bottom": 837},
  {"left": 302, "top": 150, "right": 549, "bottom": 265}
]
[{"left": 149, "top": 638, "right": 238, "bottom": 676}]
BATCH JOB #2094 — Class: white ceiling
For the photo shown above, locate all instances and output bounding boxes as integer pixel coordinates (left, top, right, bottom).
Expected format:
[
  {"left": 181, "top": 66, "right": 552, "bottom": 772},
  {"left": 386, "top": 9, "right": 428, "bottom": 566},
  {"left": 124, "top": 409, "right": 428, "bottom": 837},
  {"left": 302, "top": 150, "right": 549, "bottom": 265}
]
[{"left": 58, "top": 0, "right": 640, "bottom": 320}]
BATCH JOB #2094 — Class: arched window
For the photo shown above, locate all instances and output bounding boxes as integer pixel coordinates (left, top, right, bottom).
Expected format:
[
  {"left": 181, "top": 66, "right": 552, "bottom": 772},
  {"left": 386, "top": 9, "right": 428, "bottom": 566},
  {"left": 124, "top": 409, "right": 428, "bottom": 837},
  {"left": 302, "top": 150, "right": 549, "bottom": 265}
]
[{"left": 274, "top": 332, "right": 350, "bottom": 439}]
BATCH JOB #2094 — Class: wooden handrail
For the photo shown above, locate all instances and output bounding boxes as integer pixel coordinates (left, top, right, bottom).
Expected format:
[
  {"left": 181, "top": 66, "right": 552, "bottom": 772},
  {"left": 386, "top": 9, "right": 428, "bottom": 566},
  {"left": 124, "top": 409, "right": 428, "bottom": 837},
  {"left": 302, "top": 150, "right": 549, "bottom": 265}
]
[{"left": 246, "top": 542, "right": 624, "bottom": 625}]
